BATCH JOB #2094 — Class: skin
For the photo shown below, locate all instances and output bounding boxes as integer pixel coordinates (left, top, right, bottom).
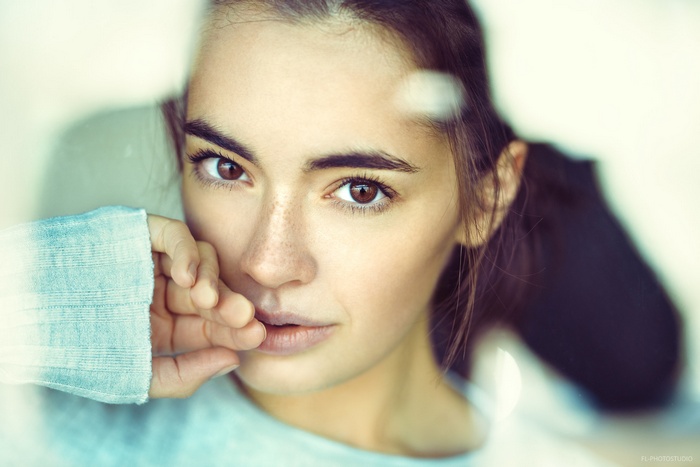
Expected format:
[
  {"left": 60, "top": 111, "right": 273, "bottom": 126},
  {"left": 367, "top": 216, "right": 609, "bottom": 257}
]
[
  {"left": 147, "top": 214, "right": 266, "bottom": 399},
  {"left": 178, "top": 13, "right": 516, "bottom": 456}
]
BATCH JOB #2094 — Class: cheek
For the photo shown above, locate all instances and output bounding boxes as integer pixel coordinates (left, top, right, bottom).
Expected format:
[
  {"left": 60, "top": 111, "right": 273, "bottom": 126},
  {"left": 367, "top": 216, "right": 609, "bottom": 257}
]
[
  {"left": 315, "top": 206, "right": 461, "bottom": 332},
  {"left": 181, "top": 181, "right": 253, "bottom": 269},
  {"left": 183, "top": 174, "right": 460, "bottom": 327},
  {"left": 182, "top": 181, "right": 217, "bottom": 240}
]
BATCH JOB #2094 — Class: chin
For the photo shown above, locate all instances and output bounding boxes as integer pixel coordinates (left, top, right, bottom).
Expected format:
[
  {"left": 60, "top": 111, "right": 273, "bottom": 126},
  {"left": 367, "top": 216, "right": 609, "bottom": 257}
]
[
  {"left": 234, "top": 347, "right": 375, "bottom": 396},
  {"left": 234, "top": 350, "right": 337, "bottom": 395}
]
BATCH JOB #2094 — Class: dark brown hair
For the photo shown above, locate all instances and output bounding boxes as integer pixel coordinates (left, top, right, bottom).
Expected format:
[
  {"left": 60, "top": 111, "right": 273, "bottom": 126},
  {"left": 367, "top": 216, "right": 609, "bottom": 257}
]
[{"left": 162, "top": 0, "right": 536, "bottom": 374}]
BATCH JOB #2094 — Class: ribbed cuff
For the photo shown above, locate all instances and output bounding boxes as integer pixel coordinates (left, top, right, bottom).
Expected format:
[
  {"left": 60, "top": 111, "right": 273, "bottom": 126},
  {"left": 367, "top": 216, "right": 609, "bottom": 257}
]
[{"left": 0, "top": 206, "right": 153, "bottom": 404}]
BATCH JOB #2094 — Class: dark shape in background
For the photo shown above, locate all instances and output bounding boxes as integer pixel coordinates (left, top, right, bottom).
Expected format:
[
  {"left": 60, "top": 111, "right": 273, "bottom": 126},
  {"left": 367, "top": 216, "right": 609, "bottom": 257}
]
[{"left": 434, "top": 143, "right": 682, "bottom": 412}]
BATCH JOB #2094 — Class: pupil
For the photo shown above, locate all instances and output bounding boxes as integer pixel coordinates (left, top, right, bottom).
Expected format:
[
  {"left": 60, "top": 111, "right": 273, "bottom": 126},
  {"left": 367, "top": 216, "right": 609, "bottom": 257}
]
[
  {"left": 217, "top": 159, "right": 242, "bottom": 180},
  {"left": 350, "top": 182, "right": 377, "bottom": 204}
]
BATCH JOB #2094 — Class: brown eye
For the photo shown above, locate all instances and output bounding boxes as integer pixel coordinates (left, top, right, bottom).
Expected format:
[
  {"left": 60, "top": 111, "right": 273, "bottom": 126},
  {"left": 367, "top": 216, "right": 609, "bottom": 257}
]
[
  {"left": 217, "top": 159, "right": 245, "bottom": 180},
  {"left": 190, "top": 151, "right": 251, "bottom": 184},
  {"left": 334, "top": 179, "right": 388, "bottom": 208},
  {"left": 349, "top": 181, "right": 378, "bottom": 204}
]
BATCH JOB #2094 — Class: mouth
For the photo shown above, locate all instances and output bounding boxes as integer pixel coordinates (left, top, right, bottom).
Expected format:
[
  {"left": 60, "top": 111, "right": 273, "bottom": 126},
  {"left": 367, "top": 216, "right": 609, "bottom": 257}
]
[
  {"left": 254, "top": 308, "right": 335, "bottom": 356},
  {"left": 255, "top": 309, "right": 329, "bottom": 327}
]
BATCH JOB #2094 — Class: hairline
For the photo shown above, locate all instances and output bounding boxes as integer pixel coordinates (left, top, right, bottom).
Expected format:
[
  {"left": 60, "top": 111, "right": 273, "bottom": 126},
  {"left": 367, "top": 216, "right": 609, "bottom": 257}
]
[{"left": 205, "top": 0, "right": 450, "bottom": 137}]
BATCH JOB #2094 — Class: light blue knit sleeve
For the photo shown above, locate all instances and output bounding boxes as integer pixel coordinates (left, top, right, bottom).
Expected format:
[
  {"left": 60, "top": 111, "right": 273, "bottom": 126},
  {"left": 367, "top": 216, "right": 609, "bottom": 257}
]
[{"left": 0, "top": 206, "right": 153, "bottom": 404}]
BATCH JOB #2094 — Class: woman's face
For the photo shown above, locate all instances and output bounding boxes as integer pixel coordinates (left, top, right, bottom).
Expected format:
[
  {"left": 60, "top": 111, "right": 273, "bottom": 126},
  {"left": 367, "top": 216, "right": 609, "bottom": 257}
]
[{"left": 182, "top": 14, "right": 464, "bottom": 394}]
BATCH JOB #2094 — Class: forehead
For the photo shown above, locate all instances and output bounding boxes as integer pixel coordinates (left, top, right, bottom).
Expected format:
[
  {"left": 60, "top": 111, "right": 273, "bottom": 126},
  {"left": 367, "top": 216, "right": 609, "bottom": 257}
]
[{"left": 187, "top": 13, "right": 446, "bottom": 158}]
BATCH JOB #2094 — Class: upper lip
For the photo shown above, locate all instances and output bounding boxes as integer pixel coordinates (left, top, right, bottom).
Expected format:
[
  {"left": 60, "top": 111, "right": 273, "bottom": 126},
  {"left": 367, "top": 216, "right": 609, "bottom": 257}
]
[{"left": 255, "top": 308, "right": 330, "bottom": 327}]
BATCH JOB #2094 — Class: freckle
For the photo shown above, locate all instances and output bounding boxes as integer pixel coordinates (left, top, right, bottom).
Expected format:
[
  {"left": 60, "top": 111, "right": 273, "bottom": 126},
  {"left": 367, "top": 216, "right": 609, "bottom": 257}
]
[{"left": 262, "top": 199, "right": 298, "bottom": 260}]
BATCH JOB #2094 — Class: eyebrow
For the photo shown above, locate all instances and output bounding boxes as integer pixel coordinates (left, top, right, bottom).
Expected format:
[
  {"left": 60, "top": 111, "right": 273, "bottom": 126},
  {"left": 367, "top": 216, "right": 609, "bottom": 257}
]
[
  {"left": 303, "top": 152, "right": 419, "bottom": 174},
  {"left": 185, "top": 119, "right": 260, "bottom": 166},
  {"left": 185, "top": 119, "right": 420, "bottom": 174}
]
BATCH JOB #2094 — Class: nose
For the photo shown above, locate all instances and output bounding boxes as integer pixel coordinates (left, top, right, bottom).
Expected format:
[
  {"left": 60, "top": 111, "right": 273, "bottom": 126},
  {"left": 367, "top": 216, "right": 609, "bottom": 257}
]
[{"left": 239, "top": 195, "right": 316, "bottom": 289}]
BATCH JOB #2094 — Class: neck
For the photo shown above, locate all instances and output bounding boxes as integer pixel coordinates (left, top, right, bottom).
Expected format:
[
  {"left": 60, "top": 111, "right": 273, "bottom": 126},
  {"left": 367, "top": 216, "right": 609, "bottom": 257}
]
[{"left": 240, "top": 315, "right": 481, "bottom": 458}]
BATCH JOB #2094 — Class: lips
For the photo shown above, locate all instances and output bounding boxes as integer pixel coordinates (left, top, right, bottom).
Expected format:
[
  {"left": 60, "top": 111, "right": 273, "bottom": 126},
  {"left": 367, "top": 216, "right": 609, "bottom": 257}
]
[
  {"left": 255, "top": 309, "right": 327, "bottom": 327},
  {"left": 254, "top": 308, "right": 335, "bottom": 355}
]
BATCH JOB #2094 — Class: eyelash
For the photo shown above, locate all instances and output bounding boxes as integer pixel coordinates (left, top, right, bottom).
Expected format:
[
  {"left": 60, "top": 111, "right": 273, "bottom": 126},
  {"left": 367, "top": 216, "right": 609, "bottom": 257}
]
[
  {"left": 185, "top": 150, "right": 398, "bottom": 215},
  {"left": 330, "top": 174, "right": 396, "bottom": 215},
  {"left": 187, "top": 149, "right": 249, "bottom": 191}
]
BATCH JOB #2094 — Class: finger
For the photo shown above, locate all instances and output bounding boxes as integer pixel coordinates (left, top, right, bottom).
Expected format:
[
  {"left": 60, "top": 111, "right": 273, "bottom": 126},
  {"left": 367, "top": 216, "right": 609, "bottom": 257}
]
[
  {"left": 166, "top": 279, "right": 255, "bottom": 329},
  {"left": 147, "top": 214, "right": 199, "bottom": 288},
  {"left": 189, "top": 241, "right": 219, "bottom": 310},
  {"left": 216, "top": 285, "right": 256, "bottom": 328},
  {"left": 153, "top": 251, "right": 172, "bottom": 279},
  {"left": 158, "top": 241, "right": 219, "bottom": 307},
  {"left": 149, "top": 347, "right": 239, "bottom": 399},
  {"left": 170, "top": 315, "right": 266, "bottom": 354}
]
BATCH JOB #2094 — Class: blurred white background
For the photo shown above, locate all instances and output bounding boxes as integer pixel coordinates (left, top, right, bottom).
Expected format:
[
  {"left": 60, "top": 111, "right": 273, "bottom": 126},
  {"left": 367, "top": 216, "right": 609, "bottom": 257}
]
[
  {"left": 470, "top": 0, "right": 700, "bottom": 402},
  {"left": 1, "top": 0, "right": 698, "bottom": 464},
  {"left": 37, "top": 105, "right": 183, "bottom": 221}
]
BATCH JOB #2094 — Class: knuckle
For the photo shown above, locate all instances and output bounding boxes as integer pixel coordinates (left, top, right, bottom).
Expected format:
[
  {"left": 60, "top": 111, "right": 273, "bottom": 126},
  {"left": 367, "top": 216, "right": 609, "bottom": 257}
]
[
  {"left": 168, "top": 218, "right": 187, "bottom": 233},
  {"left": 196, "top": 242, "right": 219, "bottom": 274},
  {"left": 202, "top": 320, "right": 214, "bottom": 345},
  {"left": 196, "top": 240, "right": 216, "bottom": 255},
  {"left": 152, "top": 356, "right": 199, "bottom": 399},
  {"left": 167, "top": 221, "right": 194, "bottom": 249}
]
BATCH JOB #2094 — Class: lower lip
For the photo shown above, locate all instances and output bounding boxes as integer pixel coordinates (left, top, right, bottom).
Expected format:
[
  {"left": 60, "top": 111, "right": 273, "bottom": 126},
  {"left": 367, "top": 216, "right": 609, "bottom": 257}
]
[{"left": 256, "top": 323, "right": 335, "bottom": 356}]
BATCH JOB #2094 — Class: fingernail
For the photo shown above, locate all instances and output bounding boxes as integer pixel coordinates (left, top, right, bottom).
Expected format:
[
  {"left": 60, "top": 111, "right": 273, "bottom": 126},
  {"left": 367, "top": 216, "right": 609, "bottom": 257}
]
[
  {"left": 258, "top": 321, "right": 267, "bottom": 342},
  {"left": 188, "top": 262, "right": 197, "bottom": 283},
  {"left": 213, "top": 364, "right": 238, "bottom": 378}
]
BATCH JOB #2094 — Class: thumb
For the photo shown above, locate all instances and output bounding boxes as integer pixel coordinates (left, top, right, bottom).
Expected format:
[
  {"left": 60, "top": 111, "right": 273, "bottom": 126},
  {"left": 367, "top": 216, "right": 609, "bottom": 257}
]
[{"left": 149, "top": 348, "right": 240, "bottom": 399}]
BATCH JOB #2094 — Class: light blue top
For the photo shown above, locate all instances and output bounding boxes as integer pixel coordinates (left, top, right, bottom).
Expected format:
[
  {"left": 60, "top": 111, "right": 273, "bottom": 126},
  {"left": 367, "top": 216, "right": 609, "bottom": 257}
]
[
  {"left": 0, "top": 206, "right": 153, "bottom": 404},
  {"left": 0, "top": 207, "right": 611, "bottom": 466}
]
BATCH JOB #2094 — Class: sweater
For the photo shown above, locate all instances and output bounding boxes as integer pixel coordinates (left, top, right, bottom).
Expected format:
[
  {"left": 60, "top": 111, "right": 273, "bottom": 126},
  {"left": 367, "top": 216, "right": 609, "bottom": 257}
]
[{"left": 0, "top": 207, "right": 611, "bottom": 466}]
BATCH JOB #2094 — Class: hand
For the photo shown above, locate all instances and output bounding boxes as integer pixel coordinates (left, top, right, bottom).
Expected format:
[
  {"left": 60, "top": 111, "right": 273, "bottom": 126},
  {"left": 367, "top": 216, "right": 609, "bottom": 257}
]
[{"left": 146, "top": 214, "right": 265, "bottom": 398}]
